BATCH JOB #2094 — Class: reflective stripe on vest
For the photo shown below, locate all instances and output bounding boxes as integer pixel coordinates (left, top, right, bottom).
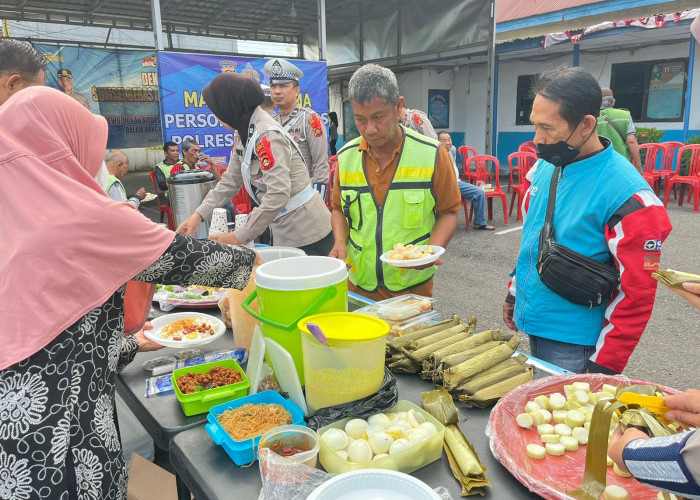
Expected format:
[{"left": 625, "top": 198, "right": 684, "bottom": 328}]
[{"left": 338, "top": 126, "right": 438, "bottom": 292}]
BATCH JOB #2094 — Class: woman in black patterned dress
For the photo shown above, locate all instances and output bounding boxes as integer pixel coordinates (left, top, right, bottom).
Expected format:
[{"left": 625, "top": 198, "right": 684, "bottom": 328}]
[{"left": 0, "top": 87, "right": 257, "bottom": 499}]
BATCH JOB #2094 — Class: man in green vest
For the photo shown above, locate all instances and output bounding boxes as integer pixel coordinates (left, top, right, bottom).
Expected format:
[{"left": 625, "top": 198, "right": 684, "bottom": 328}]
[
  {"left": 153, "top": 141, "right": 181, "bottom": 198},
  {"left": 329, "top": 64, "right": 461, "bottom": 301},
  {"left": 105, "top": 150, "right": 146, "bottom": 208},
  {"left": 597, "top": 88, "right": 641, "bottom": 171}
]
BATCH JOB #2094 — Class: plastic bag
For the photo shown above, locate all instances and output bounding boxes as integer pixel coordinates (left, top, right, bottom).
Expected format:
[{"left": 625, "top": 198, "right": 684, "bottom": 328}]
[
  {"left": 305, "top": 368, "right": 398, "bottom": 430},
  {"left": 257, "top": 447, "right": 329, "bottom": 500}
]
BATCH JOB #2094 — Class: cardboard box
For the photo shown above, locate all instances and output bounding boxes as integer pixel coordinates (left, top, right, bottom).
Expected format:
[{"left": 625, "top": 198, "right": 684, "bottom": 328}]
[{"left": 127, "top": 453, "right": 178, "bottom": 500}]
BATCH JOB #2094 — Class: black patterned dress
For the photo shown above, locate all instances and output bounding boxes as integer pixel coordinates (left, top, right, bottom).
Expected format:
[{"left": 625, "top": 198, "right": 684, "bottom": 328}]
[{"left": 0, "top": 235, "right": 255, "bottom": 500}]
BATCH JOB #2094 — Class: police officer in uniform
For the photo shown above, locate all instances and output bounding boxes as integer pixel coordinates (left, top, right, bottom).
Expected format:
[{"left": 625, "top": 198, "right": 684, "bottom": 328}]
[
  {"left": 56, "top": 69, "right": 91, "bottom": 110},
  {"left": 399, "top": 101, "right": 438, "bottom": 140},
  {"left": 176, "top": 73, "right": 333, "bottom": 256},
  {"left": 263, "top": 58, "right": 330, "bottom": 191}
]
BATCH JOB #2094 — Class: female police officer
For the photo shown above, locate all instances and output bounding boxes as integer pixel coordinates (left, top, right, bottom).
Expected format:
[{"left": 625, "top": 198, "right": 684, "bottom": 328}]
[{"left": 176, "top": 73, "right": 332, "bottom": 255}]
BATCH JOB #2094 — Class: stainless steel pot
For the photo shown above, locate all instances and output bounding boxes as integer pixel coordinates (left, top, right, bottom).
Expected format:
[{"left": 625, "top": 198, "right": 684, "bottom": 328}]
[{"left": 168, "top": 169, "right": 216, "bottom": 239}]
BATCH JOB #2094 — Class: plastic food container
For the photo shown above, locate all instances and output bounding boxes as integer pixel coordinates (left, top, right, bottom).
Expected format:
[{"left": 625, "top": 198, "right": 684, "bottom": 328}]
[
  {"left": 316, "top": 400, "right": 445, "bottom": 474},
  {"left": 205, "top": 390, "right": 306, "bottom": 466},
  {"left": 171, "top": 359, "right": 249, "bottom": 416},
  {"left": 356, "top": 294, "right": 434, "bottom": 322},
  {"left": 384, "top": 311, "right": 440, "bottom": 337},
  {"left": 298, "top": 313, "right": 389, "bottom": 413},
  {"left": 258, "top": 424, "right": 320, "bottom": 470}
]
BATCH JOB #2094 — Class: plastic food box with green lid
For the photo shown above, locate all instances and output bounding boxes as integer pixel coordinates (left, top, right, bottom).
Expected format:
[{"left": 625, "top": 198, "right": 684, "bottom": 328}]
[
  {"left": 171, "top": 359, "right": 250, "bottom": 416},
  {"left": 316, "top": 400, "right": 445, "bottom": 474}
]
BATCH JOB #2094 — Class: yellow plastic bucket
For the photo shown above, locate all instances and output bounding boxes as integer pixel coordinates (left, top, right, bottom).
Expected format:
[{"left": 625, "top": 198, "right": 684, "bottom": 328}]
[
  {"left": 298, "top": 313, "right": 389, "bottom": 413},
  {"left": 241, "top": 257, "right": 348, "bottom": 385}
]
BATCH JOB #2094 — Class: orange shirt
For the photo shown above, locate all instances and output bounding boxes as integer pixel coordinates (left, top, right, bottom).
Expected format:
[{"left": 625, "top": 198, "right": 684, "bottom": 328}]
[{"left": 333, "top": 133, "right": 460, "bottom": 300}]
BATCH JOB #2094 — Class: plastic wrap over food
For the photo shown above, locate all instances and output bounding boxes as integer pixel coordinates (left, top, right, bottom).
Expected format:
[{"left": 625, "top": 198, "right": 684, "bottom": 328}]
[
  {"left": 305, "top": 368, "right": 398, "bottom": 430},
  {"left": 144, "top": 349, "right": 247, "bottom": 397},
  {"left": 486, "top": 373, "right": 680, "bottom": 500},
  {"left": 257, "top": 447, "right": 329, "bottom": 500}
]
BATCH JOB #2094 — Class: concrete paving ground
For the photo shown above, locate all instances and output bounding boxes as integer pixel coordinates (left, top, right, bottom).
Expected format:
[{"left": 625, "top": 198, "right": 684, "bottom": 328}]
[{"left": 125, "top": 171, "right": 700, "bottom": 391}]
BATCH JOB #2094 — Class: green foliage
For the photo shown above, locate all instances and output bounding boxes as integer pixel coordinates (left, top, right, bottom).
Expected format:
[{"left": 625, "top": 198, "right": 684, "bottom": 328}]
[
  {"left": 679, "top": 135, "right": 700, "bottom": 176},
  {"left": 635, "top": 127, "right": 665, "bottom": 145}
]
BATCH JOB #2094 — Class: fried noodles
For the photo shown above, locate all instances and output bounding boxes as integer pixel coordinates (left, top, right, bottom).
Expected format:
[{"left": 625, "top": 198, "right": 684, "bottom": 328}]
[{"left": 217, "top": 403, "right": 292, "bottom": 441}]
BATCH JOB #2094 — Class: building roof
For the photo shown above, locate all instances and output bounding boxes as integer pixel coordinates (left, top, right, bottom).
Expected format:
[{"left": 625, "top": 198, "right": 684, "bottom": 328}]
[{"left": 497, "top": 0, "right": 605, "bottom": 23}]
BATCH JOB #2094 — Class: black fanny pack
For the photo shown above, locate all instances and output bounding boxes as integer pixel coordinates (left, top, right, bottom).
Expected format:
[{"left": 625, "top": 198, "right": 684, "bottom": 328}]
[{"left": 536, "top": 167, "right": 620, "bottom": 308}]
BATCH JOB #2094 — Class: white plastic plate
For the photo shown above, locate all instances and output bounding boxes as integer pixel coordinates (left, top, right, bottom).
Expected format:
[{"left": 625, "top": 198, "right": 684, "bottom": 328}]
[
  {"left": 307, "top": 469, "right": 441, "bottom": 500},
  {"left": 142, "top": 193, "right": 157, "bottom": 202},
  {"left": 379, "top": 245, "right": 445, "bottom": 268},
  {"left": 144, "top": 312, "right": 226, "bottom": 348}
]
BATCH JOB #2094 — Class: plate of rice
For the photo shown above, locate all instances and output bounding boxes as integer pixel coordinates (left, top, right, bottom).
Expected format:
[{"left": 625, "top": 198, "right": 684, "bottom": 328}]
[{"left": 145, "top": 312, "right": 226, "bottom": 348}]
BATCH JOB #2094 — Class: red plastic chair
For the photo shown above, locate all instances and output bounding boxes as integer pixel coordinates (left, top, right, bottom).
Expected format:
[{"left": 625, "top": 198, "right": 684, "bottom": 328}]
[
  {"left": 519, "top": 141, "right": 537, "bottom": 155},
  {"left": 214, "top": 164, "right": 227, "bottom": 180},
  {"left": 466, "top": 155, "right": 508, "bottom": 226},
  {"left": 231, "top": 187, "right": 252, "bottom": 215},
  {"left": 508, "top": 152, "right": 537, "bottom": 222},
  {"left": 658, "top": 141, "right": 684, "bottom": 200},
  {"left": 458, "top": 146, "right": 478, "bottom": 182},
  {"left": 149, "top": 171, "right": 175, "bottom": 230},
  {"left": 638, "top": 143, "right": 664, "bottom": 195},
  {"left": 327, "top": 155, "right": 338, "bottom": 210},
  {"left": 460, "top": 196, "right": 475, "bottom": 229},
  {"left": 664, "top": 145, "right": 700, "bottom": 213}
]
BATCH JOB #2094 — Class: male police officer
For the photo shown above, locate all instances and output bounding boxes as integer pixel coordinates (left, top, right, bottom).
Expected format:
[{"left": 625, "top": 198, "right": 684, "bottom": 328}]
[
  {"left": 263, "top": 58, "right": 330, "bottom": 190},
  {"left": 399, "top": 102, "right": 438, "bottom": 140},
  {"left": 57, "top": 69, "right": 90, "bottom": 110}
]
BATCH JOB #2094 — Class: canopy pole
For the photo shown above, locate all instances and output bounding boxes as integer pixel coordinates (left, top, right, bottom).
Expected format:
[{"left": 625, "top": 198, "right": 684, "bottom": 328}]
[
  {"left": 683, "top": 33, "right": 695, "bottom": 142},
  {"left": 572, "top": 43, "right": 580, "bottom": 67},
  {"left": 485, "top": 0, "right": 497, "bottom": 156},
  {"left": 150, "top": 0, "right": 165, "bottom": 51},
  {"left": 317, "top": 0, "right": 327, "bottom": 61}
]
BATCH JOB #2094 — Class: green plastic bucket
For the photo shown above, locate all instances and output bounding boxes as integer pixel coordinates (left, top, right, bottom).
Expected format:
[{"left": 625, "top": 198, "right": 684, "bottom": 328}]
[{"left": 241, "top": 256, "right": 348, "bottom": 385}]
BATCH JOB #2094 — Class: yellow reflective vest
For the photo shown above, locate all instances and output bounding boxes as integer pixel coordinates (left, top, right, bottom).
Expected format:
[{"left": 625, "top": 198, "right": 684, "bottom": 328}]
[{"left": 337, "top": 126, "right": 439, "bottom": 292}]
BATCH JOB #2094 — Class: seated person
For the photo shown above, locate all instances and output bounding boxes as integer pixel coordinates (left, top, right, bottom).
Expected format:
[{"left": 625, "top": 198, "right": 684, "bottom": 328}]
[
  {"left": 154, "top": 141, "right": 180, "bottom": 199},
  {"left": 170, "top": 138, "right": 218, "bottom": 178},
  {"left": 105, "top": 150, "right": 145, "bottom": 208},
  {"left": 438, "top": 131, "right": 494, "bottom": 230}
]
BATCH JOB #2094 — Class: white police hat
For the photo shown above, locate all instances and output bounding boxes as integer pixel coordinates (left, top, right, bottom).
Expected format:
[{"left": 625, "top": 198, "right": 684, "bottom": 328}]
[{"left": 263, "top": 58, "right": 304, "bottom": 85}]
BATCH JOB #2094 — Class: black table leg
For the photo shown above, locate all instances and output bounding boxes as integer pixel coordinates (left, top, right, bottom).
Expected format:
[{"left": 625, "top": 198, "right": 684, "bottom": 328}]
[{"left": 176, "top": 474, "right": 192, "bottom": 500}]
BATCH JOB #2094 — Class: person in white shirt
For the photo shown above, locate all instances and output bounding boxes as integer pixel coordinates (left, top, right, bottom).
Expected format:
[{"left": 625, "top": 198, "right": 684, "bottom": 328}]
[
  {"left": 105, "top": 150, "right": 146, "bottom": 208},
  {"left": 438, "top": 131, "right": 494, "bottom": 230}
]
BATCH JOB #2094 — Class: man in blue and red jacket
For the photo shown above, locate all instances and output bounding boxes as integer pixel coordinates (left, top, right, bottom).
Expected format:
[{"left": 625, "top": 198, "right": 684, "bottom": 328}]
[{"left": 503, "top": 67, "right": 672, "bottom": 374}]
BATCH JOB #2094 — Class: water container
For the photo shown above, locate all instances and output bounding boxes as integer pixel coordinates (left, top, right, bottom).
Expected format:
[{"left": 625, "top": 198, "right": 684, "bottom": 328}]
[{"left": 168, "top": 170, "right": 216, "bottom": 239}]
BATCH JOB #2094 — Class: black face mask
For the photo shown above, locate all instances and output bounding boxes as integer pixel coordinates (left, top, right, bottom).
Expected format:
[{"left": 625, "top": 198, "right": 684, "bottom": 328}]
[{"left": 535, "top": 123, "right": 581, "bottom": 168}]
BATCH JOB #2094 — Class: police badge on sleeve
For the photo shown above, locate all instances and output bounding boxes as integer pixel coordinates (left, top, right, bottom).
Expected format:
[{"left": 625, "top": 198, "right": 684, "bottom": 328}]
[
  {"left": 309, "top": 114, "right": 323, "bottom": 137},
  {"left": 256, "top": 137, "right": 275, "bottom": 171}
]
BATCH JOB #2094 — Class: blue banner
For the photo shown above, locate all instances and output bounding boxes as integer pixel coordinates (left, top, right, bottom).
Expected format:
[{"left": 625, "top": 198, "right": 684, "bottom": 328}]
[
  {"left": 39, "top": 44, "right": 162, "bottom": 149},
  {"left": 157, "top": 51, "right": 328, "bottom": 164}
]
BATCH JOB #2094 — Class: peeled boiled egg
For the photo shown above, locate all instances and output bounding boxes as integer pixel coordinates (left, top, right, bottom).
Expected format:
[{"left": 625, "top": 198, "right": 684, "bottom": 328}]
[
  {"left": 368, "top": 413, "right": 391, "bottom": 429},
  {"left": 344, "top": 418, "right": 368, "bottom": 440},
  {"left": 347, "top": 438, "right": 373, "bottom": 463},
  {"left": 389, "top": 438, "right": 410, "bottom": 455},
  {"left": 372, "top": 453, "right": 389, "bottom": 460},
  {"left": 322, "top": 428, "right": 349, "bottom": 451},
  {"left": 368, "top": 431, "right": 394, "bottom": 454},
  {"left": 418, "top": 422, "right": 438, "bottom": 439},
  {"left": 363, "top": 424, "right": 383, "bottom": 440},
  {"left": 406, "top": 428, "right": 429, "bottom": 446},
  {"left": 336, "top": 450, "right": 349, "bottom": 460}
]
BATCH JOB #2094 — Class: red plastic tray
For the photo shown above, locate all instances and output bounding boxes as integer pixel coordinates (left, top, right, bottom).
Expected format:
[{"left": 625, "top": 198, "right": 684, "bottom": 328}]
[{"left": 488, "top": 373, "right": 680, "bottom": 500}]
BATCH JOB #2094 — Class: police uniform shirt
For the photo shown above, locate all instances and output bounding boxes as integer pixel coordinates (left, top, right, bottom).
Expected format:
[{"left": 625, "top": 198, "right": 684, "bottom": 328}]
[
  {"left": 403, "top": 108, "right": 437, "bottom": 140},
  {"left": 196, "top": 106, "right": 331, "bottom": 248},
  {"left": 277, "top": 104, "right": 330, "bottom": 185}
]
